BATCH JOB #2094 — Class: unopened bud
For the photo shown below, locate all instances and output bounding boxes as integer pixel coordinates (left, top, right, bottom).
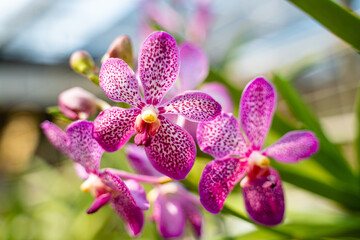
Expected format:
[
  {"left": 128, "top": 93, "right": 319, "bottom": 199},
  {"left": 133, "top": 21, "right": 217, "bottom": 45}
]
[
  {"left": 101, "top": 35, "right": 134, "bottom": 67},
  {"left": 70, "top": 50, "right": 97, "bottom": 75},
  {"left": 58, "top": 87, "right": 98, "bottom": 120}
]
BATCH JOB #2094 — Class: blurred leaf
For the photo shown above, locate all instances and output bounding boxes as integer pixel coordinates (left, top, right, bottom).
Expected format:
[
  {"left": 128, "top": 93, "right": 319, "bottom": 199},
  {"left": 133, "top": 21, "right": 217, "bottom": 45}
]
[
  {"left": 273, "top": 74, "right": 355, "bottom": 184},
  {"left": 46, "top": 106, "right": 72, "bottom": 123},
  {"left": 288, "top": 0, "right": 360, "bottom": 52},
  {"left": 355, "top": 83, "right": 360, "bottom": 183}
]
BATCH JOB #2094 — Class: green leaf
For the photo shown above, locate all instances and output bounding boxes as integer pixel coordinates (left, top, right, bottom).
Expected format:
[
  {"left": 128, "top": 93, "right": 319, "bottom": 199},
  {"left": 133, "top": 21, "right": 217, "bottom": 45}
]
[
  {"left": 273, "top": 74, "right": 355, "bottom": 183},
  {"left": 288, "top": 0, "right": 360, "bottom": 52},
  {"left": 355, "top": 83, "right": 360, "bottom": 181}
]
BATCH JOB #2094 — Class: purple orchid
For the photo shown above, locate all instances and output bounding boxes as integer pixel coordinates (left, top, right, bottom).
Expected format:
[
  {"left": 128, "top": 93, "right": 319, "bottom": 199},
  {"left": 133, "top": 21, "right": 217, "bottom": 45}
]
[
  {"left": 93, "top": 31, "right": 222, "bottom": 180},
  {"left": 41, "top": 120, "right": 149, "bottom": 237},
  {"left": 126, "top": 144, "right": 203, "bottom": 238},
  {"left": 197, "top": 77, "right": 319, "bottom": 226}
]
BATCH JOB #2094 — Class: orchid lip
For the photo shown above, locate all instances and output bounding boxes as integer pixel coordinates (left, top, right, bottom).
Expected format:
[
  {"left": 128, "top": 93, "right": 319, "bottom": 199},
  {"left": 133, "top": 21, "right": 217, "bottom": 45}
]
[
  {"left": 81, "top": 173, "right": 111, "bottom": 197},
  {"left": 141, "top": 106, "right": 159, "bottom": 123}
]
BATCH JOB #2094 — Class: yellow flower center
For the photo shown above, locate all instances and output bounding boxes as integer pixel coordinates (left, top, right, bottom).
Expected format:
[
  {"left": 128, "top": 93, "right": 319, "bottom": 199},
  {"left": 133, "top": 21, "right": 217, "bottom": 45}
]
[
  {"left": 141, "top": 106, "right": 158, "bottom": 123},
  {"left": 249, "top": 151, "right": 270, "bottom": 168}
]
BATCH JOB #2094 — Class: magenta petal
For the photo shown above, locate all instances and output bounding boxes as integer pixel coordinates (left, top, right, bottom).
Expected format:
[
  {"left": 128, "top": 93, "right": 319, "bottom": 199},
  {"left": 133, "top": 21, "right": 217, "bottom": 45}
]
[
  {"left": 199, "top": 157, "right": 247, "bottom": 213},
  {"left": 124, "top": 179, "right": 150, "bottom": 210},
  {"left": 99, "top": 58, "right": 143, "bottom": 107},
  {"left": 154, "top": 194, "right": 186, "bottom": 238},
  {"left": 66, "top": 121, "right": 104, "bottom": 172},
  {"left": 241, "top": 168, "right": 285, "bottom": 226},
  {"left": 179, "top": 42, "right": 209, "bottom": 91},
  {"left": 200, "top": 82, "right": 234, "bottom": 113},
  {"left": 101, "top": 170, "right": 144, "bottom": 237},
  {"left": 145, "top": 115, "right": 196, "bottom": 180},
  {"left": 138, "top": 31, "right": 179, "bottom": 105},
  {"left": 240, "top": 77, "right": 276, "bottom": 150},
  {"left": 41, "top": 121, "right": 70, "bottom": 156},
  {"left": 87, "top": 193, "right": 112, "bottom": 214},
  {"left": 125, "top": 144, "right": 162, "bottom": 176},
  {"left": 263, "top": 130, "right": 319, "bottom": 163},
  {"left": 162, "top": 91, "right": 222, "bottom": 122},
  {"left": 93, "top": 107, "right": 140, "bottom": 152},
  {"left": 197, "top": 113, "right": 248, "bottom": 159}
]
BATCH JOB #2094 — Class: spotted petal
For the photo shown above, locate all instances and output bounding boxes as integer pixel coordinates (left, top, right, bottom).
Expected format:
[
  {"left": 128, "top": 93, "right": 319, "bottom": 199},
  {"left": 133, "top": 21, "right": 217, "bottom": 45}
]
[
  {"left": 199, "top": 157, "right": 247, "bottom": 213},
  {"left": 263, "top": 131, "right": 319, "bottom": 163},
  {"left": 99, "top": 58, "right": 143, "bottom": 108},
  {"left": 241, "top": 168, "right": 285, "bottom": 226},
  {"left": 197, "top": 113, "right": 248, "bottom": 159},
  {"left": 200, "top": 82, "right": 234, "bottom": 113},
  {"left": 93, "top": 107, "right": 140, "bottom": 152},
  {"left": 66, "top": 121, "right": 104, "bottom": 172},
  {"left": 240, "top": 77, "right": 276, "bottom": 150},
  {"left": 145, "top": 115, "right": 196, "bottom": 180},
  {"left": 126, "top": 144, "right": 162, "bottom": 176},
  {"left": 154, "top": 194, "right": 186, "bottom": 238},
  {"left": 162, "top": 91, "right": 222, "bottom": 122},
  {"left": 101, "top": 170, "right": 145, "bottom": 237},
  {"left": 138, "top": 31, "right": 179, "bottom": 105},
  {"left": 41, "top": 121, "right": 70, "bottom": 156},
  {"left": 179, "top": 42, "right": 209, "bottom": 91}
]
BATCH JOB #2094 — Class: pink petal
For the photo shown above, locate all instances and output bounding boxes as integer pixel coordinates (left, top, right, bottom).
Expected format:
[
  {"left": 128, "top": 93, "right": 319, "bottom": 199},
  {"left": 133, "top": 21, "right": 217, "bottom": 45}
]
[
  {"left": 93, "top": 107, "right": 140, "bottom": 152},
  {"left": 154, "top": 194, "right": 186, "bottom": 238},
  {"left": 41, "top": 121, "right": 70, "bottom": 156},
  {"left": 199, "top": 157, "right": 247, "bottom": 213},
  {"left": 125, "top": 144, "right": 162, "bottom": 176},
  {"left": 124, "top": 179, "right": 150, "bottom": 210},
  {"left": 138, "top": 31, "right": 179, "bottom": 105},
  {"left": 162, "top": 91, "right": 222, "bottom": 122},
  {"left": 241, "top": 168, "right": 285, "bottom": 226},
  {"left": 66, "top": 121, "right": 104, "bottom": 172},
  {"left": 240, "top": 77, "right": 276, "bottom": 150},
  {"left": 145, "top": 115, "right": 196, "bottom": 180},
  {"left": 101, "top": 170, "right": 145, "bottom": 237},
  {"left": 99, "top": 58, "right": 143, "bottom": 108},
  {"left": 73, "top": 163, "right": 89, "bottom": 180},
  {"left": 58, "top": 87, "right": 98, "bottom": 120},
  {"left": 179, "top": 117, "right": 198, "bottom": 140},
  {"left": 263, "top": 131, "right": 319, "bottom": 163},
  {"left": 87, "top": 193, "right": 112, "bottom": 214},
  {"left": 200, "top": 82, "right": 234, "bottom": 113},
  {"left": 179, "top": 42, "right": 209, "bottom": 91},
  {"left": 182, "top": 197, "right": 203, "bottom": 237},
  {"left": 197, "top": 113, "right": 248, "bottom": 159}
]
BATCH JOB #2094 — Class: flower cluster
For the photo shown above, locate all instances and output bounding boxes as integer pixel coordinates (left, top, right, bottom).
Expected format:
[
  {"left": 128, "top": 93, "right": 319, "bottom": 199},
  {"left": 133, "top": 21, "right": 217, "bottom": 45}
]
[{"left": 42, "top": 30, "right": 319, "bottom": 238}]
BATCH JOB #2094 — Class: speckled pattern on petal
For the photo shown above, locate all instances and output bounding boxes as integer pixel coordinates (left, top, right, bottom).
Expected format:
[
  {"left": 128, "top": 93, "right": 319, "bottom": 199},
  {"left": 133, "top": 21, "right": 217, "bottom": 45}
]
[
  {"left": 263, "top": 130, "right": 319, "bottom": 163},
  {"left": 66, "top": 121, "right": 104, "bottom": 173},
  {"left": 200, "top": 82, "right": 234, "bottom": 113},
  {"left": 100, "top": 58, "right": 143, "bottom": 107},
  {"left": 145, "top": 115, "right": 196, "bottom": 180},
  {"left": 163, "top": 91, "right": 222, "bottom": 122},
  {"left": 240, "top": 77, "right": 276, "bottom": 150},
  {"left": 138, "top": 31, "right": 179, "bottom": 105},
  {"left": 93, "top": 107, "right": 140, "bottom": 152},
  {"left": 241, "top": 168, "right": 284, "bottom": 226},
  {"left": 101, "top": 170, "right": 144, "bottom": 237},
  {"left": 179, "top": 42, "right": 209, "bottom": 91},
  {"left": 199, "top": 158, "right": 247, "bottom": 213},
  {"left": 41, "top": 121, "right": 70, "bottom": 156},
  {"left": 197, "top": 113, "right": 243, "bottom": 159}
]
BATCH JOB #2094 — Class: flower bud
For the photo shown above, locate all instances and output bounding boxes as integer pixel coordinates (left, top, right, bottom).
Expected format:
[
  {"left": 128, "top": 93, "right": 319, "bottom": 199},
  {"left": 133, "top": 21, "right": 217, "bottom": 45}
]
[
  {"left": 69, "top": 50, "right": 97, "bottom": 75},
  {"left": 58, "top": 87, "right": 98, "bottom": 120},
  {"left": 101, "top": 35, "right": 134, "bottom": 67}
]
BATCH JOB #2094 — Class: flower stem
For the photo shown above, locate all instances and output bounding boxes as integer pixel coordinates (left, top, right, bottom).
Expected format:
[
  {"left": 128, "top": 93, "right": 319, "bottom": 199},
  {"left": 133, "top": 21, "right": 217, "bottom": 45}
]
[{"left": 105, "top": 168, "right": 172, "bottom": 184}]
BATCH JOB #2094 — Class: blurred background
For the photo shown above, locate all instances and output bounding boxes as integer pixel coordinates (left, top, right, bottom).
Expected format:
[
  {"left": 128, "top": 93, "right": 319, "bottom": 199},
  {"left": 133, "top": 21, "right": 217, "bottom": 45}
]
[{"left": 0, "top": 0, "right": 360, "bottom": 239}]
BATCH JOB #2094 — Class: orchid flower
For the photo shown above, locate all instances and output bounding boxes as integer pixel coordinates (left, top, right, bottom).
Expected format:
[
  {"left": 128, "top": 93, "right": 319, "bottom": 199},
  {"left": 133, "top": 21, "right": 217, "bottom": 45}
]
[
  {"left": 197, "top": 77, "right": 319, "bottom": 226},
  {"left": 126, "top": 144, "right": 203, "bottom": 238},
  {"left": 41, "top": 120, "right": 149, "bottom": 237},
  {"left": 93, "top": 31, "right": 221, "bottom": 180}
]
